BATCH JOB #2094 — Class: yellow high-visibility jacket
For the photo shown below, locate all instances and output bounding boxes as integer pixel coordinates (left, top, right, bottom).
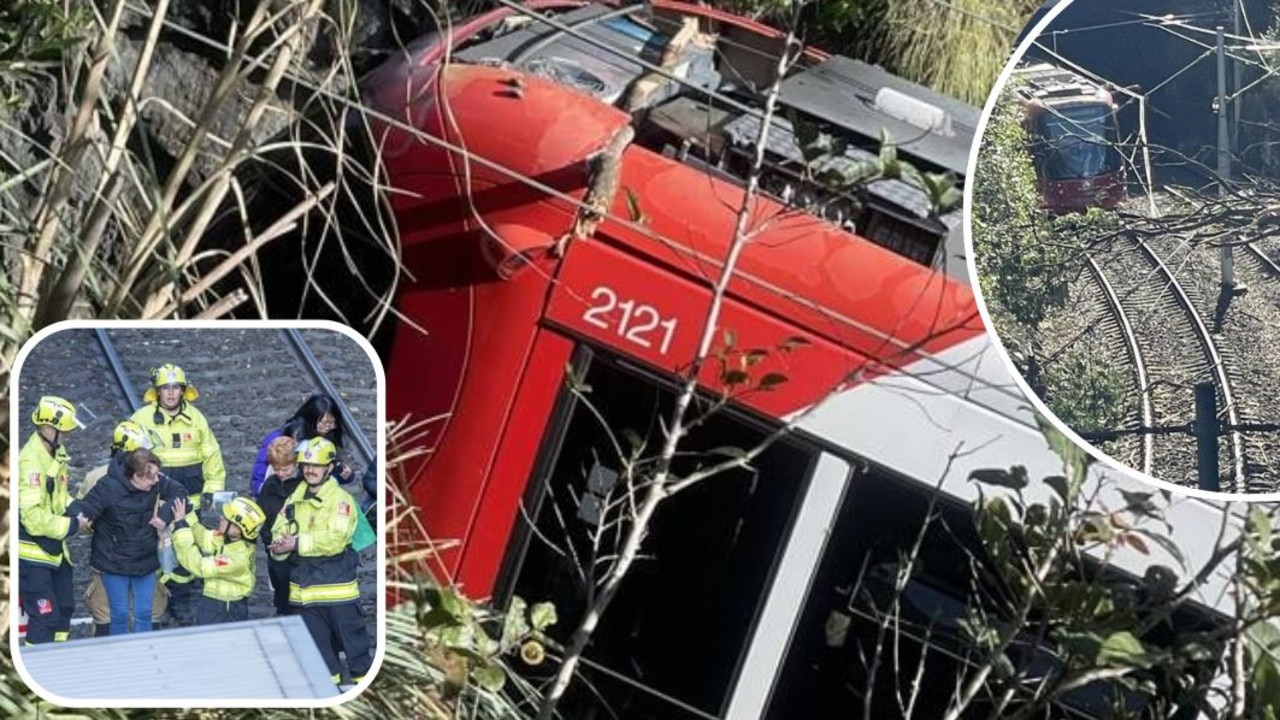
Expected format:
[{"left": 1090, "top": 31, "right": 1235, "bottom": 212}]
[
  {"left": 17, "top": 433, "right": 74, "bottom": 567},
  {"left": 130, "top": 402, "right": 225, "bottom": 497},
  {"left": 172, "top": 517, "right": 255, "bottom": 602},
  {"left": 270, "top": 478, "right": 360, "bottom": 606}
]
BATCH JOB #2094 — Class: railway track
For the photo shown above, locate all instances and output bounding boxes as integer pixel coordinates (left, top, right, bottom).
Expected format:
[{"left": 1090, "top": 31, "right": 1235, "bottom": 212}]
[
  {"left": 1243, "top": 240, "right": 1280, "bottom": 278},
  {"left": 93, "top": 327, "right": 374, "bottom": 465},
  {"left": 1083, "top": 256, "right": 1153, "bottom": 477},
  {"left": 1085, "top": 236, "right": 1244, "bottom": 491}
]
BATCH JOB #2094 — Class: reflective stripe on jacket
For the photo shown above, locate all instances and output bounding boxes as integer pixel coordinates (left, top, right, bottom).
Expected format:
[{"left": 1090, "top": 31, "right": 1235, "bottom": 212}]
[
  {"left": 17, "top": 433, "right": 73, "bottom": 567},
  {"left": 130, "top": 402, "right": 226, "bottom": 495},
  {"left": 172, "top": 518, "right": 255, "bottom": 602},
  {"left": 270, "top": 478, "right": 359, "bottom": 606}
]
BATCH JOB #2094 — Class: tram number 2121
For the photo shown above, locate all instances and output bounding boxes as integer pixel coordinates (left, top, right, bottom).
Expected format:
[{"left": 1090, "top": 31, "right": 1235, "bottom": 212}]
[{"left": 581, "top": 286, "right": 679, "bottom": 356}]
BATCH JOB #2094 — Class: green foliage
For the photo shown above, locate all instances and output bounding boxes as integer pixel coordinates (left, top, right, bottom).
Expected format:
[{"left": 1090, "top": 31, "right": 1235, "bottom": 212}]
[
  {"left": 873, "top": 0, "right": 1043, "bottom": 105},
  {"left": 1040, "top": 330, "right": 1130, "bottom": 432},
  {"left": 789, "top": 112, "right": 962, "bottom": 219},
  {"left": 973, "top": 91, "right": 1071, "bottom": 334},
  {"left": 418, "top": 582, "right": 557, "bottom": 696},
  {"left": 710, "top": 327, "right": 808, "bottom": 395},
  {"left": 947, "top": 422, "right": 1231, "bottom": 715}
]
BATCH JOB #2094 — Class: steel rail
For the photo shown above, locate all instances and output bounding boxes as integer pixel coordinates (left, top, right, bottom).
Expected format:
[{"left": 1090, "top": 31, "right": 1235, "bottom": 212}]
[
  {"left": 1243, "top": 240, "right": 1280, "bottom": 275},
  {"left": 280, "top": 329, "right": 375, "bottom": 467},
  {"left": 1135, "top": 238, "right": 1245, "bottom": 490},
  {"left": 1085, "top": 255, "right": 1154, "bottom": 476},
  {"left": 94, "top": 329, "right": 141, "bottom": 413}
]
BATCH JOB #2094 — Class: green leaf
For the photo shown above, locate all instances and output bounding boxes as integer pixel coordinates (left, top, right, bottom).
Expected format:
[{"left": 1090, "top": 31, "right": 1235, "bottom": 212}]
[
  {"left": 879, "top": 129, "right": 897, "bottom": 166},
  {"left": 1097, "top": 631, "right": 1156, "bottom": 668},
  {"left": 623, "top": 186, "right": 647, "bottom": 223},
  {"left": 530, "top": 602, "right": 558, "bottom": 631},
  {"left": 709, "top": 446, "right": 749, "bottom": 460},
  {"left": 1036, "top": 414, "right": 1092, "bottom": 499},
  {"left": 722, "top": 327, "right": 737, "bottom": 349},
  {"left": 1250, "top": 505, "right": 1273, "bottom": 549},
  {"left": 501, "top": 596, "right": 530, "bottom": 648},
  {"left": 1044, "top": 475, "right": 1069, "bottom": 503},
  {"left": 779, "top": 335, "right": 812, "bottom": 352},
  {"left": 744, "top": 348, "right": 769, "bottom": 366},
  {"left": 1131, "top": 528, "right": 1187, "bottom": 570},
  {"left": 969, "top": 467, "right": 1028, "bottom": 491},
  {"left": 1057, "top": 630, "right": 1103, "bottom": 659},
  {"left": 621, "top": 428, "right": 644, "bottom": 452},
  {"left": 439, "top": 623, "right": 474, "bottom": 650},
  {"left": 758, "top": 372, "right": 788, "bottom": 390},
  {"left": 723, "top": 369, "right": 750, "bottom": 386},
  {"left": 1120, "top": 489, "right": 1160, "bottom": 519},
  {"left": 438, "top": 587, "right": 468, "bottom": 622},
  {"left": 471, "top": 663, "right": 506, "bottom": 691}
]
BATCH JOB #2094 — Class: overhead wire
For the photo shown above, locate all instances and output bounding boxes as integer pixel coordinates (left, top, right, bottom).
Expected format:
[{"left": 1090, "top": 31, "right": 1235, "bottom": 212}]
[{"left": 114, "top": 0, "right": 986, "bottom": 378}]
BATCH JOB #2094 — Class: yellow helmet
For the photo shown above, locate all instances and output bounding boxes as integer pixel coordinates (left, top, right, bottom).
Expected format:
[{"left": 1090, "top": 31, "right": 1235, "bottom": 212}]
[
  {"left": 296, "top": 437, "right": 338, "bottom": 466},
  {"left": 143, "top": 363, "right": 199, "bottom": 403},
  {"left": 222, "top": 496, "right": 266, "bottom": 541},
  {"left": 31, "top": 396, "right": 82, "bottom": 432},
  {"left": 112, "top": 420, "right": 161, "bottom": 453}
]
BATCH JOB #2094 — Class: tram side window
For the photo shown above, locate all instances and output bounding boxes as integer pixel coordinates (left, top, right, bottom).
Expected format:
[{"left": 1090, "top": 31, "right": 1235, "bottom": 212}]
[
  {"left": 766, "top": 465, "right": 1226, "bottom": 720},
  {"left": 503, "top": 356, "right": 815, "bottom": 720}
]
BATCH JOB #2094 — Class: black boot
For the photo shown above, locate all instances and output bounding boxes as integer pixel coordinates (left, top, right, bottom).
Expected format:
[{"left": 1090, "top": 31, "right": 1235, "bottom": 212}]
[{"left": 94, "top": 623, "right": 110, "bottom": 637}]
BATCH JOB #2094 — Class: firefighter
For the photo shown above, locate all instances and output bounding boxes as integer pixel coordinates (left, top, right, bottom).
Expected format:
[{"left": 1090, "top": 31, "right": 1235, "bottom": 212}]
[
  {"left": 18, "top": 396, "right": 87, "bottom": 644},
  {"left": 268, "top": 437, "right": 372, "bottom": 686},
  {"left": 170, "top": 494, "right": 264, "bottom": 625},
  {"left": 130, "top": 363, "right": 226, "bottom": 627},
  {"left": 80, "top": 420, "right": 170, "bottom": 637}
]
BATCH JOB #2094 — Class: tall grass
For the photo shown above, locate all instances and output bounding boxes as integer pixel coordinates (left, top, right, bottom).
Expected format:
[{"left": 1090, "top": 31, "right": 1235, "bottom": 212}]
[{"left": 878, "top": 0, "right": 1041, "bottom": 105}]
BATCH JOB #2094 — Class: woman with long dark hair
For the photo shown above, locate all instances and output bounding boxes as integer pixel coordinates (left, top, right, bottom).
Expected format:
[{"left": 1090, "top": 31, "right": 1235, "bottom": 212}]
[{"left": 251, "top": 393, "right": 354, "bottom": 497}]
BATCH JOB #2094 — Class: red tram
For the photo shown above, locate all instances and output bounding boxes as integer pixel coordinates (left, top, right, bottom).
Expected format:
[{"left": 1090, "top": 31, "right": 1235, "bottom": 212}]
[
  {"left": 1013, "top": 62, "right": 1127, "bottom": 212},
  {"left": 364, "top": 3, "right": 1225, "bottom": 717}
]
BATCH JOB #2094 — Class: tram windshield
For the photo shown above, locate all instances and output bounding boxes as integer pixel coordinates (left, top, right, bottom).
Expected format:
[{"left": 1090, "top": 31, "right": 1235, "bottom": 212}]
[{"left": 1033, "top": 104, "right": 1123, "bottom": 180}]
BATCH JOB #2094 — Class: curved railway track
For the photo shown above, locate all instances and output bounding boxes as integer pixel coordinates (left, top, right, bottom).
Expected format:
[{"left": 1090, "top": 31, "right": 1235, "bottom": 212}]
[
  {"left": 1084, "top": 256, "right": 1153, "bottom": 477},
  {"left": 1086, "top": 236, "right": 1244, "bottom": 491},
  {"left": 1243, "top": 240, "right": 1280, "bottom": 277}
]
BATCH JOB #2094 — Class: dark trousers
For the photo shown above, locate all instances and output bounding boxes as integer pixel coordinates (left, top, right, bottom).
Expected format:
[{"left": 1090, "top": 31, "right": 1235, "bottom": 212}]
[
  {"left": 267, "top": 557, "right": 293, "bottom": 616},
  {"left": 20, "top": 560, "right": 73, "bottom": 644},
  {"left": 195, "top": 595, "right": 248, "bottom": 625},
  {"left": 300, "top": 603, "right": 373, "bottom": 682},
  {"left": 164, "top": 569, "right": 200, "bottom": 626}
]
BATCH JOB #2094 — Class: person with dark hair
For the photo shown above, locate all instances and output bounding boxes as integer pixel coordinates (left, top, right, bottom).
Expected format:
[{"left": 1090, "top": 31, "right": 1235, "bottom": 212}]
[
  {"left": 251, "top": 392, "right": 355, "bottom": 497},
  {"left": 18, "top": 396, "right": 87, "bottom": 644},
  {"left": 75, "top": 448, "right": 186, "bottom": 635}
]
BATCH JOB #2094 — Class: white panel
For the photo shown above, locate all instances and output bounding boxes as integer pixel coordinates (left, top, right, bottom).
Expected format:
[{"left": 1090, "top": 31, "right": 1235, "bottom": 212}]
[
  {"left": 724, "top": 452, "right": 850, "bottom": 720},
  {"left": 794, "top": 343, "right": 1238, "bottom": 613}
]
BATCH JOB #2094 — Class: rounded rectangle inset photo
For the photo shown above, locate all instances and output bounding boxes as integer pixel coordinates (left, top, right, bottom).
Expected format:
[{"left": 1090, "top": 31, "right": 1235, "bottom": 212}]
[{"left": 10, "top": 320, "right": 386, "bottom": 707}]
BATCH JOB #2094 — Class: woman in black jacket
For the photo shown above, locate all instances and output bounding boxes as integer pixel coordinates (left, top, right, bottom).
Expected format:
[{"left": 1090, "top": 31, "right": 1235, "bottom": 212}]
[{"left": 74, "top": 448, "right": 185, "bottom": 634}]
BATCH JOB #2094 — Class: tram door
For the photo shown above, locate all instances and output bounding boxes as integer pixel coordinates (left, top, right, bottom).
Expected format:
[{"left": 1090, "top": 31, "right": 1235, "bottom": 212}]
[{"left": 498, "top": 351, "right": 825, "bottom": 719}]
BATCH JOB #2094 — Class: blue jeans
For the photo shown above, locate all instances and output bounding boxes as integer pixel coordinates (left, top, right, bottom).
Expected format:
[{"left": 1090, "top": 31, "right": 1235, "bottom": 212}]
[{"left": 100, "top": 572, "right": 156, "bottom": 634}]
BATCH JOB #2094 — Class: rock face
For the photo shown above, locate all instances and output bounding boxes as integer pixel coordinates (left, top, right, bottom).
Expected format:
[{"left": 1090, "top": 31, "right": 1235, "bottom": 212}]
[{"left": 2, "top": 0, "right": 437, "bottom": 321}]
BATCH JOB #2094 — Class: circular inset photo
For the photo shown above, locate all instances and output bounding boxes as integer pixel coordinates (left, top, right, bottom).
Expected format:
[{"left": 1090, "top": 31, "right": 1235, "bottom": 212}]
[{"left": 969, "top": 0, "right": 1280, "bottom": 495}]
